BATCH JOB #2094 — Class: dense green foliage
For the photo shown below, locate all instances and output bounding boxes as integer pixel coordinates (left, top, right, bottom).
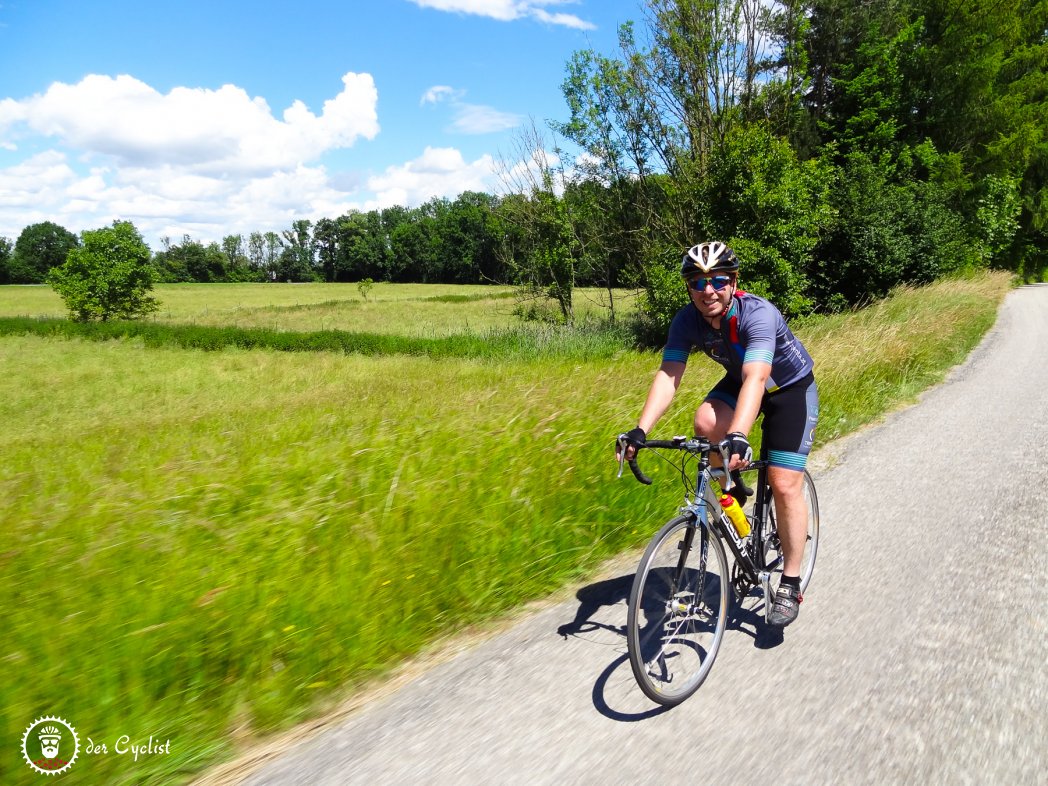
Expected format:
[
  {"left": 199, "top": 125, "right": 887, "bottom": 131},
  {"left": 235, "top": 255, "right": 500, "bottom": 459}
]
[
  {"left": 150, "top": 193, "right": 512, "bottom": 286},
  {"left": 0, "top": 237, "right": 11, "bottom": 281},
  {"left": 46, "top": 221, "right": 160, "bottom": 321},
  {"left": 3, "top": 0, "right": 1044, "bottom": 335},
  {"left": 0, "top": 221, "right": 79, "bottom": 284},
  {"left": 555, "top": 0, "right": 1046, "bottom": 331}
]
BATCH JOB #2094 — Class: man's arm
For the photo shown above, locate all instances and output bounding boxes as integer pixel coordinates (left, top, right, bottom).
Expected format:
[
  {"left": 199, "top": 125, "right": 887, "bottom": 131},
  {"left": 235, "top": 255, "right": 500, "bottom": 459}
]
[
  {"left": 617, "top": 361, "right": 686, "bottom": 462},
  {"left": 637, "top": 361, "right": 686, "bottom": 434},
  {"left": 726, "top": 361, "right": 771, "bottom": 467}
]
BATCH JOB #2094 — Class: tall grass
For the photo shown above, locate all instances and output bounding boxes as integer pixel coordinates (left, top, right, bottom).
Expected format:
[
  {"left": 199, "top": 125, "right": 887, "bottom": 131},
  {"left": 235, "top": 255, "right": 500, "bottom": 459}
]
[
  {"left": 0, "top": 271, "right": 1010, "bottom": 784},
  {"left": 0, "top": 317, "right": 633, "bottom": 362},
  {"left": 801, "top": 275, "right": 1004, "bottom": 442}
]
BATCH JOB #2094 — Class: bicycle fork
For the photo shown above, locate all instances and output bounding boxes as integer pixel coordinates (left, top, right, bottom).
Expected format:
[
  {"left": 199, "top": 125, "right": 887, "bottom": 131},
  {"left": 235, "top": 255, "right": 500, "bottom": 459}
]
[{"left": 644, "top": 522, "right": 709, "bottom": 681}]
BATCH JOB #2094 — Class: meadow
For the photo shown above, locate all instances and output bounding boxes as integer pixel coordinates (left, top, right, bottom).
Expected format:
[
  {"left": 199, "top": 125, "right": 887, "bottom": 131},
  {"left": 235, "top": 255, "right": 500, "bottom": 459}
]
[
  {"left": 0, "top": 282, "right": 642, "bottom": 335},
  {"left": 0, "top": 273, "right": 1008, "bottom": 784}
]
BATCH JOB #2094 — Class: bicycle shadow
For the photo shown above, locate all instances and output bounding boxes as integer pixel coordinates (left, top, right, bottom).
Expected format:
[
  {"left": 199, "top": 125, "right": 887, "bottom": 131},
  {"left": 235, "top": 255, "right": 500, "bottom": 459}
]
[
  {"left": 557, "top": 573, "right": 783, "bottom": 721},
  {"left": 555, "top": 574, "right": 632, "bottom": 640}
]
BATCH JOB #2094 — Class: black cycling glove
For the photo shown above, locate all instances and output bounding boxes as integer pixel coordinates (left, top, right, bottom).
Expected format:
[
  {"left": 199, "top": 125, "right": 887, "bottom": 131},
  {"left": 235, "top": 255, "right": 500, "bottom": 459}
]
[
  {"left": 726, "top": 431, "right": 752, "bottom": 463},
  {"left": 621, "top": 427, "right": 646, "bottom": 448}
]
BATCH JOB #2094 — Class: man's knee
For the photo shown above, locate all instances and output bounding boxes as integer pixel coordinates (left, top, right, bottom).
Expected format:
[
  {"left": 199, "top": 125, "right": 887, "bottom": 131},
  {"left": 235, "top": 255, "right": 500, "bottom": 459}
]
[
  {"left": 768, "top": 466, "right": 804, "bottom": 497},
  {"left": 693, "top": 402, "right": 724, "bottom": 437}
]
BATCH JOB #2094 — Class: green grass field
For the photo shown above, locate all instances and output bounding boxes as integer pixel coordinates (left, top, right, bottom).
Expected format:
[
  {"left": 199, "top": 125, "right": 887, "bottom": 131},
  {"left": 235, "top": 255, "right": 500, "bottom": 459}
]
[
  {"left": 0, "top": 272, "right": 1009, "bottom": 784},
  {"left": 0, "top": 283, "right": 643, "bottom": 336}
]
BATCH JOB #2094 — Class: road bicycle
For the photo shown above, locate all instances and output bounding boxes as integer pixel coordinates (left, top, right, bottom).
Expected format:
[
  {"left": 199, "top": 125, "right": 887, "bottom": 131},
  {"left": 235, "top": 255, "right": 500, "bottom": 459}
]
[{"left": 615, "top": 434, "right": 819, "bottom": 706}]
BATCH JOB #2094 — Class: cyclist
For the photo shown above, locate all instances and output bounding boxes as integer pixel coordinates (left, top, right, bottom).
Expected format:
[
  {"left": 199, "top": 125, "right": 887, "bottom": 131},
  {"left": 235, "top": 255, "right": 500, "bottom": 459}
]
[{"left": 617, "top": 241, "right": 819, "bottom": 627}]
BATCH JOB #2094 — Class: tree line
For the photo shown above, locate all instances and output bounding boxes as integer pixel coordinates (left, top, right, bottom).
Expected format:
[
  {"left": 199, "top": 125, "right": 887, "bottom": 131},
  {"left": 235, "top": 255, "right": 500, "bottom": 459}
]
[
  {"left": 3, "top": 0, "right": 1045, "bottom": 335},
  {"left": 0, "top": 193, "right": 514, "bottom": 288}
]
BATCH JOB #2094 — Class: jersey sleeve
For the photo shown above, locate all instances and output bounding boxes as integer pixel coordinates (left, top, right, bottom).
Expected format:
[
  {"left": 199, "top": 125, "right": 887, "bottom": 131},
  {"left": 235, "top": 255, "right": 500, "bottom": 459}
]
[
  {"left": 661, "top": 307, "right": 695, "bottom": 365},
  {"left": 739, "top": 299, "right": 776, "bottom": 366}
]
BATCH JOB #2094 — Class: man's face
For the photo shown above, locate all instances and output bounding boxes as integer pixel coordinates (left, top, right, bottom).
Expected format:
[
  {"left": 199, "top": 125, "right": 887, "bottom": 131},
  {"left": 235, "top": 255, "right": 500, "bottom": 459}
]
[
  {"left": 686, "top": 273, "right": 735, "bottom": 320},
  {"left": 40, "top": 737, "right": 60, "bottom": 758}
]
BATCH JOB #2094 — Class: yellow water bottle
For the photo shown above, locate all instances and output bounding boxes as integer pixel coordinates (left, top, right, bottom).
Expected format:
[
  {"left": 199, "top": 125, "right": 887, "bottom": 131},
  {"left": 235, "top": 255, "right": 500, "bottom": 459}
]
[{"left": 719, "top": 493, "right": 750, "bottom": 537}]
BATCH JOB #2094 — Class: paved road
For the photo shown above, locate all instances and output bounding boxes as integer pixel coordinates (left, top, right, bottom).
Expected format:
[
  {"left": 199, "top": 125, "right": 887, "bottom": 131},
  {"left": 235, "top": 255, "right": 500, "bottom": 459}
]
[{"left": 236, "top": 285, "right": 1048, "bottom": 785}]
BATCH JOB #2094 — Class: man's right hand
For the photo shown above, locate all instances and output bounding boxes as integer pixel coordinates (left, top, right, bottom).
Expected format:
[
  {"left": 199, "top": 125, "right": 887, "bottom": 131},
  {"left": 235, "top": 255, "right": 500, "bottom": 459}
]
[{"left": 616, "top": 427, "right": 646, "bottom": 462}]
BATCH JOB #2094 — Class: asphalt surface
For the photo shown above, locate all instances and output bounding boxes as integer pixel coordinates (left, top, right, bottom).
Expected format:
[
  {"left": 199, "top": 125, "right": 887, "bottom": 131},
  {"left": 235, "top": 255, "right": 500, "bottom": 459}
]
[{"left": 236, "top": 285, "right": 1048, "bottom": 786}]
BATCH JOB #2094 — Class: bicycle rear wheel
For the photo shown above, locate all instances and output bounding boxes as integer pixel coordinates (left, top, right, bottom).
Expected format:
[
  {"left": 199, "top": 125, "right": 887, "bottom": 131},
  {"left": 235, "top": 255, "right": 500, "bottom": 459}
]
[
  {"left": 626, "top": 514, "right": 729, "bottom": 706},
  {"left": 761, "top": 469, "right": 820, "bottom": 592}
]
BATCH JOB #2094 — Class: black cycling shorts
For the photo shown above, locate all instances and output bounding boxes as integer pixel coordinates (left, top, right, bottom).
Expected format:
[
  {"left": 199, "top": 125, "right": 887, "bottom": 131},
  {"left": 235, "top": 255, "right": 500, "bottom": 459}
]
[{"left": 705, "top": 371, "right": 819, "bottom": 471}]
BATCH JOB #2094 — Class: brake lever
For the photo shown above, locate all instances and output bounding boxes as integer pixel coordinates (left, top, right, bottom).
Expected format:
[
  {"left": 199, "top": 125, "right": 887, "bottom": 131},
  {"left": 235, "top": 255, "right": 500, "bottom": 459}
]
[{"left": 715, "top": 439, "right": 734, "bottom": 492}]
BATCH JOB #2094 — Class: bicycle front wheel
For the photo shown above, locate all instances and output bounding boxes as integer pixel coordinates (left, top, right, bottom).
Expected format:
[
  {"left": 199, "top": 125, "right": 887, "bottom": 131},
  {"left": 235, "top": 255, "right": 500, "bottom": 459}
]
[{"left": 626, "top": 514, "right": 729, "bottom": 706}]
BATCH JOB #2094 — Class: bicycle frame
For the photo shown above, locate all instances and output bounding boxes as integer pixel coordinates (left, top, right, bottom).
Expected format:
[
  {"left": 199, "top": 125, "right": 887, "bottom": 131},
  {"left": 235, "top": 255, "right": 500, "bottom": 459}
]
[
  {"left": 695, "top": 460, "right": 777, "bottom": 616},
  {"left": 618, "top": 435, "right": 778, "bottom": 619}
]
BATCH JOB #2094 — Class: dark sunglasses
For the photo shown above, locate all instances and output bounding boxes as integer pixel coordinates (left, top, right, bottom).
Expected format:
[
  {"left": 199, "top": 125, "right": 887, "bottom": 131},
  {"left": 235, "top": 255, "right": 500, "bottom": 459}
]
[{"left": 686, "top": 275, "right": 734, "bottom": 292}]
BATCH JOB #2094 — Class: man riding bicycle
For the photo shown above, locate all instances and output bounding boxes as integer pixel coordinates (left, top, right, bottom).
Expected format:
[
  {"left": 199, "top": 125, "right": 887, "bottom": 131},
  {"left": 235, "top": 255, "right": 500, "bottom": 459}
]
[{"left": 617, "top": 241, "right": 819, "bottom": 627}]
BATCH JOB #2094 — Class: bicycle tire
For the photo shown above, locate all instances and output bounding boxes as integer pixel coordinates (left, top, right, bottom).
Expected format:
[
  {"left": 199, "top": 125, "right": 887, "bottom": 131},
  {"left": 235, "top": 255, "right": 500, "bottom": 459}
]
[
  {"left": 760, "top": 469, "right": 820, "bottom": 592},
  {"left": 626, "top": 514, "right": 729, "bottom": 706}
]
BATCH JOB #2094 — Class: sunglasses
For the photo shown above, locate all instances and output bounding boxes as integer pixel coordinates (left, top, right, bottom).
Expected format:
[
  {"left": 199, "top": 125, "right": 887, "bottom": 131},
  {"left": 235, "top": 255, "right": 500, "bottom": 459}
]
[{"left": 686, "top": 275, "right": 734, "bottom": 292}]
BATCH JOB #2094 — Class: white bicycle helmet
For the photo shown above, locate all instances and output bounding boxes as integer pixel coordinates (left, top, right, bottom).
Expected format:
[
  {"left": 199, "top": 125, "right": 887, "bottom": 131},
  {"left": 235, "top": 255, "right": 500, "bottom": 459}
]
[{"left": 680, "top": 241, "right": 740, "bottom": 277}]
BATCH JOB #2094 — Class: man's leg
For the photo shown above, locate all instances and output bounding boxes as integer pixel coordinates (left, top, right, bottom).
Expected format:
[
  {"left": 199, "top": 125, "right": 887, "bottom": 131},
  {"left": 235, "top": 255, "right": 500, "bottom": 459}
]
[
  {"left": 693, "top": 397, "right": 733, "bottom": 443},
  {"left": 762, "top": 374, "right": 818, "bottom": 627},
  {"left": 768, "top": 465, "right": 807, "bottom": 577}
]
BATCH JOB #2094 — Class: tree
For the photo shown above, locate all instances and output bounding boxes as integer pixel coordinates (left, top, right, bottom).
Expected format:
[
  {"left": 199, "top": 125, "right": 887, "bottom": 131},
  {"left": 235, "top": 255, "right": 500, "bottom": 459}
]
[
  {"left": 337, "top": 211, "right": 389, "bottom": 281},
  {"left": 441, "top": 191, "right": 504, "bottom": 283},
  {"left": 496, "top": 120, "right": 581, "bottom": 322},
  {"left": 802, "top": 0, "right": 1048, "bottom": 275},
  {"left": 278, "top": 220, "right": 315, "bottom": 282},
  {"left": 9, "top": 221, "right": 79, "bottom": 283},
  {"left": 313, "top": 218, "right": 339, "bottom": 282},
  {"left": 47, "top": 221, "right": 159, "bottom": 321},
  {"left": 0, "top": 236, "right": 13, "bottom": 284},
  {"left": 555, "top": 1, "right": 817, "bottom": 332},
  {"left": 388, "top": 214, "right": 433, "bottom": 282},
  {"left": 221, "top": 234, "right": 255, "bottom": 281},
  {"left": 247, "top": 232, "right": 267, "bottom": 275},
  {"left": 153, "top": 235, "right": 229, "bottom": 282},
  {"left": 263, "top": 232, "right": 283, "bottom": 280}
]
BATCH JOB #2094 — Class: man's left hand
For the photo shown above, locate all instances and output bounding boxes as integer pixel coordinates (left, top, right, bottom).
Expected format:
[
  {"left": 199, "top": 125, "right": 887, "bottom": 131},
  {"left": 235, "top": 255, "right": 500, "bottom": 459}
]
[{"left": 726, "top": 431, "right": 752, "bottom": 470}]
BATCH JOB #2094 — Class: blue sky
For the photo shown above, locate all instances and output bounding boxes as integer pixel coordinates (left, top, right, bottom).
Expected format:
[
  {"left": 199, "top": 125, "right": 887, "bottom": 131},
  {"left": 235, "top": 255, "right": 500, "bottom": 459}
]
[{"left": 0, "top": 0, "right": 641, "bottom": 248}]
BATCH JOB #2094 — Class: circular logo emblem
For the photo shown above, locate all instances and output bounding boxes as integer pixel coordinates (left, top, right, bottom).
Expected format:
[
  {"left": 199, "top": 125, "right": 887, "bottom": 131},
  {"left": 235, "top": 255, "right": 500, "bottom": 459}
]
[{"left": 21, "top": 716, "right": 79, "bottom": 775}]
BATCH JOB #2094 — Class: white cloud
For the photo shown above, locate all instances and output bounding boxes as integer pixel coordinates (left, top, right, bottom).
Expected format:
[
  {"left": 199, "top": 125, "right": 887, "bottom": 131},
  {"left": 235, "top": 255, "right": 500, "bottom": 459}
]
[
  {"left": 0, "top": 151, "right": 77, "bottom": 208},
  {"left": 0, "top": 72, "right": 387, "bottom": 245},
  {"left": 421, "top": 84, "right": 523, "bottom": 135},
  {"left": 497, "top": 145, "right": 566, "bottom": 196},
  {"left": 449, "top": 104, "right": 522, "bottom": 134},
  {"left": 0, "top": 143, "right": 500, "bottom": 247},
  {"left": 0, "top": 72, "right": 504, "bottom": 247},
  {"left": 407, "top": 0, "right": 595, "bottom": 30},
  {"left": 365, "top": 146, "right": 496, "bottom": 209},
  {"left": 0, "top": 72, "right": 379, "bottom": 175},
  {"left": 0, "top": 156, "right": 371, "bottom": 245},
  {"left": 420, "top": 85, "right": 462, "bottom": 105},
  {"left": 530, "top": 8, "right": 595, "bottom": 30}
]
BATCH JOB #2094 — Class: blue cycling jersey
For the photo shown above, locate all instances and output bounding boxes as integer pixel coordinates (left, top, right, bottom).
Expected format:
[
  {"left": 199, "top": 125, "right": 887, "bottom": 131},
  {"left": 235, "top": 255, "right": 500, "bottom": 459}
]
[{"left": 662, "top": 292, "right": 814, "bottom": 393}]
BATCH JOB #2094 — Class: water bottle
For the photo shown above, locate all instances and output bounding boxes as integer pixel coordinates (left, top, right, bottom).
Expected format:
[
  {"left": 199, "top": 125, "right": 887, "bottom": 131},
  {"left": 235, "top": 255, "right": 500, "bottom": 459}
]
[{"left": 719, "top": 493, "right": 750, "bottom": 537}]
